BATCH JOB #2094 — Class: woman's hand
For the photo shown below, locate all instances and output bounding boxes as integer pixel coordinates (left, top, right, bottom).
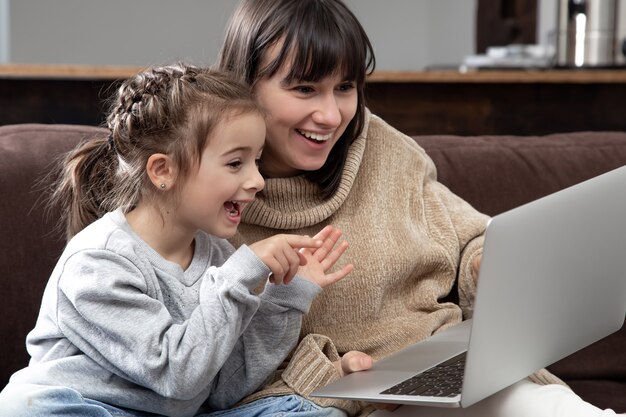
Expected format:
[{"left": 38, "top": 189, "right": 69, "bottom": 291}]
[
  {"left": 333, "top": 350, "right": 373, "bottom": 376},
  {"left": 332, "top": 351, "right": 400, "bottom": 412},
  {"left": 297, "top": 225, "right": 354, "bottom": 288}
]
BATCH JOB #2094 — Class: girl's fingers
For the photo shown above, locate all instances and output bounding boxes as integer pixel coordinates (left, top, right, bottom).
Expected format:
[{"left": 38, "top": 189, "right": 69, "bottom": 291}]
[
  {"left": 283, "top": 234, "right": 323, "bottom": 251},
  {"left": 283, "top": 247, "right": 301, "bottom": 284},
  {"left": 312, "top": 227, "right": 343, "bottom": 260},
  {"left": 296, "top": 250, "right": 308, "bottom": 266},
  {"left": 263, "top": 228, "right": 351, "bottom": 286},
  {"left": 269, "top": 243, "right": 303, "bottom": 286},
  {"left": 268, "top": 252, "right": 289, "bottom": 285}
]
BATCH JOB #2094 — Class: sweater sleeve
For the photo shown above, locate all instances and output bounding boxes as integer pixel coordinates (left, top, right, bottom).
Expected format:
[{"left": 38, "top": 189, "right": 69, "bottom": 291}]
[
  {"left": 56, "top": 244, "right": 313, "bottom": 402},
  {"left": 206, "top": 274, "right": 322, "bottom": 409},
  {"left": 371, "top": 115, "right": 490, "bottom": 320},
  {"left": 418, "top": 145, "right": 490, "bottom": 319},
  {"left": 278, "top": 334, "right": 366, "bottom": 416}
]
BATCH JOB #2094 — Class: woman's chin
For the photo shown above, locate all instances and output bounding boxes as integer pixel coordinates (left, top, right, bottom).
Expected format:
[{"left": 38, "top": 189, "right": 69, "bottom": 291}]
[
  {"left": 263, "top": 155, "right": 328, "bottom": 177},
  {"left": 296, "top": 157, "right": 329, "bottom": 173}
]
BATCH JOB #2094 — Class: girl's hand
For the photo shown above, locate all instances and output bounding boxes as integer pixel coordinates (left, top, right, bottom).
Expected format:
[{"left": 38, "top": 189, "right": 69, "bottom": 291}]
[
  {"left": 298, "top": 225, "right": 354, "bottom": 288},
  {"left": 249, "top": 235, "right": 323, "bottom": 285}
]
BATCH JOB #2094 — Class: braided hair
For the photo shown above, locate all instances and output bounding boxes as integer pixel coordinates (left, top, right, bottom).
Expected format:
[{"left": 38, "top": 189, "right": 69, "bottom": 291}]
[{"left": 49, "top": 63, "right": 259, "bottom": 240}]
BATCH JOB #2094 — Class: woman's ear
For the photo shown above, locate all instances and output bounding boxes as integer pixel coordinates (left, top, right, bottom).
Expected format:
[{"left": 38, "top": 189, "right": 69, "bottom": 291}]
[{"left": 146, "top": 153, "right": 177, "bottom": 191}]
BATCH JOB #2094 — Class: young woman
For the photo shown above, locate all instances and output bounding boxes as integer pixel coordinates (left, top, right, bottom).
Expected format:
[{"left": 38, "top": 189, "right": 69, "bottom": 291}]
[
  {"left": 0, "top": 63, "right": 353, "bottom": 417},
  {"left": 215, "top": 1, "right": 624, "bottom": 416}
]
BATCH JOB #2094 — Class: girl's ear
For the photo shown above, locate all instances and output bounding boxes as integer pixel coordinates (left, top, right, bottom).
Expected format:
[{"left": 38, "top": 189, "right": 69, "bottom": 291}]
[{"left": 146, "top": 153, "right": 178, "bottom": 191}]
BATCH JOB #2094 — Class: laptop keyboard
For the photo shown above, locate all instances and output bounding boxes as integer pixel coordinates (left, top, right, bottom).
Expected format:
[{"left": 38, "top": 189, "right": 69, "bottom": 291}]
[{"left": 380, "top": 352, "right": 466, "bottom": 397}]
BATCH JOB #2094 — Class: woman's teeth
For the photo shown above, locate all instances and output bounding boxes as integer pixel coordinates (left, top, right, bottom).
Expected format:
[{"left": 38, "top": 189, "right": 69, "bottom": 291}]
[{"left": 298, "top": 129, "right": 332, "bottom": 142}]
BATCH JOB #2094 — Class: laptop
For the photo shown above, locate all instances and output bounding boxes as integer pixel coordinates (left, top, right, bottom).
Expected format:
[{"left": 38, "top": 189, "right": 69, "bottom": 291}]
[{"left": 312, "top": 165, "right": 626, "bottom": 408}]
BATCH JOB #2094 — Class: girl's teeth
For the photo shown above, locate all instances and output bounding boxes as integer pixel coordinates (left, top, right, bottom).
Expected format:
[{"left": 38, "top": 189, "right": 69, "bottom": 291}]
[{"left": 224, "top": 201, "right": 240, "bottom": 216}]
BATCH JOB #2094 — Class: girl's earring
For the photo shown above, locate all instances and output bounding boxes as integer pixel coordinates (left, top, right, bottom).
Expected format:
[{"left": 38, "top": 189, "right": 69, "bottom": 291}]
[{"left": 160, "top": 183, "right": 166, "bottom": 190}]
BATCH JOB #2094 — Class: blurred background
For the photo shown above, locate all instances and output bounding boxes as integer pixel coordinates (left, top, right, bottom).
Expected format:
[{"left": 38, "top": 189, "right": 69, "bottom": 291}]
[
  {"left": 1, "top": 0, "right": 477, "bottom": 70},
  {"left": 2, "top": 0, "right": 625, "bottom": 134}
]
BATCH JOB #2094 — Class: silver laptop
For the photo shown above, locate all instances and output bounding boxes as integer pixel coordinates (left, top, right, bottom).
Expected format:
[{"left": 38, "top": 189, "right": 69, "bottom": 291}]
[{"left": 312, "top": 165, "right": 626, "bottom": 408}]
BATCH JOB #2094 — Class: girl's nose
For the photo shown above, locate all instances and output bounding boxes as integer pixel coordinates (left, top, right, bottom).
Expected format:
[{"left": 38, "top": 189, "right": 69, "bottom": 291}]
[{"left": 246, "top": 166, "right": 265, "bottom": 193}]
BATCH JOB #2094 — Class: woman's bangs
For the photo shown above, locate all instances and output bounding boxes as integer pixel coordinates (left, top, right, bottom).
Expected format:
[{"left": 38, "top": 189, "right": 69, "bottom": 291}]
[{"left": 284, "top": 16, "right": 366, "bottom": 84}]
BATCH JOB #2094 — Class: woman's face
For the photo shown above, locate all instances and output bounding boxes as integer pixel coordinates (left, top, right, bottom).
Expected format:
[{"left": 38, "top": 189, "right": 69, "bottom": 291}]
[{"left": 253, "top": 46, "right": 358, "bottom": 178}]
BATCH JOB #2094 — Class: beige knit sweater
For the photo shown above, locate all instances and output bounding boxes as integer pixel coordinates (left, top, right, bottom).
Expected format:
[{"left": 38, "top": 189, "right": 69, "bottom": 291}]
[{"left": 230, "top": 111, "right": 564, "bottom": 416}]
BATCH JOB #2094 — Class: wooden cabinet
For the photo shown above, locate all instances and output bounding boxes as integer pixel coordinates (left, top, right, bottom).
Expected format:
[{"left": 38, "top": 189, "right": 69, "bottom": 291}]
[
  {"left": 2, "top": 64, "right": 626, "bottom": 135},
  {"left": 366, "top": 70, "right": 626, "bottom": 135}
]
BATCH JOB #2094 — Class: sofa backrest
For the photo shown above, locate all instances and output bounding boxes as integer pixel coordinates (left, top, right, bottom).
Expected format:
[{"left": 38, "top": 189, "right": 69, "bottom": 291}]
[
  {"left": 2, "top": 124, "right": 626, "bottom": 405},
  {"left": 0, "top": 124, "right": 108, "bottom": 388},
  {"left": 414, "top": 132, "right": 626, "bottom": 216}
]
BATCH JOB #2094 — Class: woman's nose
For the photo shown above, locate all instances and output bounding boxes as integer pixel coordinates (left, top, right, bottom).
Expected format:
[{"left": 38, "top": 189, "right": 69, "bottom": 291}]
[{"left": 312, "top": 94, "right": 342, "bottom": 127}]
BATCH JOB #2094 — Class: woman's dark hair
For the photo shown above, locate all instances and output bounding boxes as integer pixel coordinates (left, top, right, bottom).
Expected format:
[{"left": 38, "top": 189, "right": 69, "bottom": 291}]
[
  {"left": 49, "top": 63, "right": 259, "bottom": 240},
  {"left": 217, "top": 0, "right": 375, "bottom": 198}
]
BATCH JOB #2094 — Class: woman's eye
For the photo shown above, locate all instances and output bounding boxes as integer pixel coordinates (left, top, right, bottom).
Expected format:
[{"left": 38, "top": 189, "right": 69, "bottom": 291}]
[
  {"left": 338, "top": 82, "right": 356, "bottom": 92},
  {"left": 294, "top": 85, "right": 314, "bottom": 94}
]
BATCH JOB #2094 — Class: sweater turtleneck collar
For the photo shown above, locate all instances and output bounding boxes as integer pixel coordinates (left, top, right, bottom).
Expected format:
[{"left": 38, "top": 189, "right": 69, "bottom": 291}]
[{"left": 241, "top": 111, "right": 370, "bottom": 230}]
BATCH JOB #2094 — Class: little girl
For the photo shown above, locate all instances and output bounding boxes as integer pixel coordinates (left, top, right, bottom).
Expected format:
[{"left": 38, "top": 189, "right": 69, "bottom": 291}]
[{"left": 0, "top": 63, "right": 353, "bottom": 417}]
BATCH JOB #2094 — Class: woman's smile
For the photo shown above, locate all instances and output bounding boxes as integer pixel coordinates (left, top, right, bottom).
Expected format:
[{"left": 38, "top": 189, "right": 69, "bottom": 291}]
[
  {"left": 252, "top": 42, "right": 358, "bottom": 178},
  {"left": 296, "top": 128, "right": 334, "bottom": 143}
]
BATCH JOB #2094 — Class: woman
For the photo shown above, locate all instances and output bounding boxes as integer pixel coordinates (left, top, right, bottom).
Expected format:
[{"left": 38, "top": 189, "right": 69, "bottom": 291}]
[{"left": 213, "top": 0, "right": 622, "bottom": 416}]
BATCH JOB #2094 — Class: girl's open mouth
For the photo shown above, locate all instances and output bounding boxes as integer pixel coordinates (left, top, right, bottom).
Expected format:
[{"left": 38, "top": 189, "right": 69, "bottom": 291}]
[{"left": 224, "top": 201, "right": 241, "bottom": 218}]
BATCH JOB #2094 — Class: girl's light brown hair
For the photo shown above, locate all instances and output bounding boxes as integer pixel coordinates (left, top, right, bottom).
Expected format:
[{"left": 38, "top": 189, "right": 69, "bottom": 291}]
[{"left": 49, "top": 63, "right": 259, "bottom": 240}]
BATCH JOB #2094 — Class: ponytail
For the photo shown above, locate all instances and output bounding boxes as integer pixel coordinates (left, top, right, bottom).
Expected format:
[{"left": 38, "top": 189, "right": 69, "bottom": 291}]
[{"left": 49, "top": 135, "right": 118, "bottom": 240}]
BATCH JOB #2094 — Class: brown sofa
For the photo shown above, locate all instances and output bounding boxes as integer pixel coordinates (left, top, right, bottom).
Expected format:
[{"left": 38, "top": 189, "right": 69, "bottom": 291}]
[{"left": 1, "top": 123, "right": 625, "bottom": 411}]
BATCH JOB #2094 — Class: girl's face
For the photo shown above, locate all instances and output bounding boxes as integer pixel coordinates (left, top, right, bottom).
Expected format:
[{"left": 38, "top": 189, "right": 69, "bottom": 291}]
[
  {"left": 177, "top": 112, "right": 265, "bottom": 238},
  {"left": 253, "top": 47, "right": 358, "bottom": 178}
]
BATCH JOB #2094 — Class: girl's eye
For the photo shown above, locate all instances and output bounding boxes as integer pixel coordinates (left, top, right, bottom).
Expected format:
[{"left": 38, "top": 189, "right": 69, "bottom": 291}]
[{"left": 227, "top": 160, "right": 243, "bottom": 169}]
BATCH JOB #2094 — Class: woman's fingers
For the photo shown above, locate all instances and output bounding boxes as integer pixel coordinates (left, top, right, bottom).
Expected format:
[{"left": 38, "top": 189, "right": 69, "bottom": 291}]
[
  {"left": 311, "top": 225, "right": 334, "bottom": 241},
  {"left": 337, "top": 351, "right": 373, "bottom": 376}
]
